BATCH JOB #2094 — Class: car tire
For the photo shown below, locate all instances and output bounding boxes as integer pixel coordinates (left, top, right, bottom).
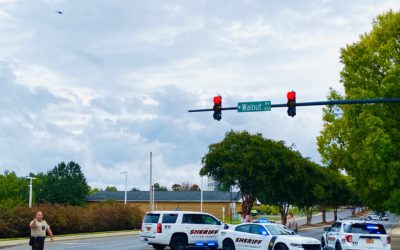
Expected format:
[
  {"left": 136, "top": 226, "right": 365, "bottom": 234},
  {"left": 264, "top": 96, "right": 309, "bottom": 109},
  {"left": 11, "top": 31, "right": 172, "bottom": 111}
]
[
  {"left": 222, "top": 239, "right": 236, "bottom": 250},
  {"left": 335, "top": 241, "right": 342, "bottom": 250},
  {"left": 170, "top": 235, "right": 187, "bottom": 250},
  {"left": 321, "top": 237, "right": 327, "bottom": 250},
  {"left": 274, "top": 243, "right": 289, "bottom": 250},
  {"left": 152, "top": 244, "right": 166, "bottom": 250}
]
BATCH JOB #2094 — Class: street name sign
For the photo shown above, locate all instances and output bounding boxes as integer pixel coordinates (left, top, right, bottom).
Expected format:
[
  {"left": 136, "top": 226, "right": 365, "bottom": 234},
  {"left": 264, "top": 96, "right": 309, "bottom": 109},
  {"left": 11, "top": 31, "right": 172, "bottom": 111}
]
[{"left": 237, "top": 101, "right": 271, "bottom": 112}]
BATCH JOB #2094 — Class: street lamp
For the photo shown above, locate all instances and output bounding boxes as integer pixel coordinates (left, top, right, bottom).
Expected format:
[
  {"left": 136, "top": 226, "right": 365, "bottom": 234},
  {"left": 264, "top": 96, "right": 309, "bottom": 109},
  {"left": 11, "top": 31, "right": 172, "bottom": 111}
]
[
  {"left": 26, "top": 176, "right": 36, "bottom": 208},
  {"left": 120, "top": 171, "right": 127, "bottom": 206}
]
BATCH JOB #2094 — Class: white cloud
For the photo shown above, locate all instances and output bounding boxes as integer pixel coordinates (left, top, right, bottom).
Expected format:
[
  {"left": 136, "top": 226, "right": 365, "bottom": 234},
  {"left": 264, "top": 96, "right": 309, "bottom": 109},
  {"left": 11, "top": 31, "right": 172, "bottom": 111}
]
[{"left": 0, "top": 0, "right": 398, "bottom": 190}]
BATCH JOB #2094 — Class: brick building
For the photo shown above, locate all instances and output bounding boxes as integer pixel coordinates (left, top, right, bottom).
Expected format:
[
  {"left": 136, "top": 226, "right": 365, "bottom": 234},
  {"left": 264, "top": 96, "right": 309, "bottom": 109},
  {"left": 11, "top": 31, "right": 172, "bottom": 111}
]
[{"left": 86, "top": 191, "right": 242, "bottom": 221}]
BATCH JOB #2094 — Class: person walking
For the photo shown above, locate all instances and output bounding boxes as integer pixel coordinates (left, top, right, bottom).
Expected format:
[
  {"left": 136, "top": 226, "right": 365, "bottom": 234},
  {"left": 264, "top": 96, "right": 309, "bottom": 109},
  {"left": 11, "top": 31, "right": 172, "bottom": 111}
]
[
  {"left": 286, "top": 212, "right": 298, "bottom": 233},
  {"left": 29, "top": 210, "right": 54, "bottom": 250}
]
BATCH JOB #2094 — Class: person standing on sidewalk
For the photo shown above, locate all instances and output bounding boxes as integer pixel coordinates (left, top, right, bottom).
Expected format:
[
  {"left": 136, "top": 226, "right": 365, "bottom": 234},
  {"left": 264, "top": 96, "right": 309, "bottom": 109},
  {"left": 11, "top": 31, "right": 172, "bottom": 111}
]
[
  {"left": 29, "top": 210, "right": 54, "bottom": 250},
  {"left": 286, "top": 212, "right": 298, "bottom": 233}
]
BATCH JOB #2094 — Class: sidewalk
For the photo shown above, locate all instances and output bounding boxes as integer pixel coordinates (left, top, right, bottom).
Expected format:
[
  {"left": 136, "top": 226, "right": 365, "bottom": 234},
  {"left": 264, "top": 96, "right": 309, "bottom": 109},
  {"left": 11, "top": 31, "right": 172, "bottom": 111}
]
[
  {"left": 389, "top": 217, "right": 400, "bottom": 249},
  {"left": 0, "top": 231, "right": 139, "bottom": 249}
]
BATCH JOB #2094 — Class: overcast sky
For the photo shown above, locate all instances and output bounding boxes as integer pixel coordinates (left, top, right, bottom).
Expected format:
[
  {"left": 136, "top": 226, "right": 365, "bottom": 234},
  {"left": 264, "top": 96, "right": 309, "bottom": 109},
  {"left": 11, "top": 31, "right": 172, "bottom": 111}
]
[{"left": 1, "top": 0, "right": 399, "bottom": 191}]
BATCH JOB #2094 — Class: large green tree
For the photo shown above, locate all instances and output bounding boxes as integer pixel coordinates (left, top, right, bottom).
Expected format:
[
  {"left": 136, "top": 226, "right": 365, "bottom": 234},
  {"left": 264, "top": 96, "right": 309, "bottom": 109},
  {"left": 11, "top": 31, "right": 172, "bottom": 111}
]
[
  {"left": 40, "top": 161, "right": 89, "bottom": 206},
  {"left": 200, "top": 130, "right": 308, "bottom": 223},
  {"left": 317, "top": 10, "right": 400, "bottom": 213},
  {"left": 0, "top": 171, "right": 28, "bottom": 210}
]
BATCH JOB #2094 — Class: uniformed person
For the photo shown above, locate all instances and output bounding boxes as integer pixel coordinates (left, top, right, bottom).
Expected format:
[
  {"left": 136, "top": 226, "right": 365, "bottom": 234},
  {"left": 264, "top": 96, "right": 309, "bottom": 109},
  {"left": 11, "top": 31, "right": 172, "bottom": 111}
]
[
  {"left": 286, "top": 212, "right": 298, "bottom": 233},
  {"left": 29, "top": 211, "right": 54, "bottom": 250}
]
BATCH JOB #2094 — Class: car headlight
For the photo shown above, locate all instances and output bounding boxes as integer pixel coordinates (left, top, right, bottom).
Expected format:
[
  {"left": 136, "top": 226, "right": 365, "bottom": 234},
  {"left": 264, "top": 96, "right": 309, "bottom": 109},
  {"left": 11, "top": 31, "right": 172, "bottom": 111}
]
[{"left": 290, "top": 243, "right": 303, "bottom": 248}]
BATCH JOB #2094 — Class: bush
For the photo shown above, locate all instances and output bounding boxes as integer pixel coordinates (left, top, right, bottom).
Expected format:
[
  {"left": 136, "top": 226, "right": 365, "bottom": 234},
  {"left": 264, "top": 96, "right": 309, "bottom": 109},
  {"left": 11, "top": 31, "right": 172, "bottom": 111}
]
[
  {"left": 0, "top": 203, "right": 143, "bottom": 238},
  {"left": 259, "top": 205, "right": 279, "bottom": 215}
]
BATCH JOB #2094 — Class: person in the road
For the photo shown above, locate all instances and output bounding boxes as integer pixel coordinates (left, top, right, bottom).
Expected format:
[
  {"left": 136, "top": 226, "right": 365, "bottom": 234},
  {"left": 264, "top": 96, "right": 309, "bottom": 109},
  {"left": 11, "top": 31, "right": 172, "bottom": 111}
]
[
  {"left": 242, "top": 214, "right": 251, "bottom": 223},
  {"left": 29, "top": 210, "right": 54, "bottom": 250},
  {"left": 286, "top": 212, "right": 299, "bottom": 232}
]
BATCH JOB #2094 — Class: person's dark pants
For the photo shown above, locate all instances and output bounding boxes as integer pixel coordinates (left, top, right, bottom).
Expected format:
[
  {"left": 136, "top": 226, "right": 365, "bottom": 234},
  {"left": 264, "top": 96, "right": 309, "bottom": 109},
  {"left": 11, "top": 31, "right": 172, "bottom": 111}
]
[{"left": 31, "top": 237, "right": 45, "bottom": 250}]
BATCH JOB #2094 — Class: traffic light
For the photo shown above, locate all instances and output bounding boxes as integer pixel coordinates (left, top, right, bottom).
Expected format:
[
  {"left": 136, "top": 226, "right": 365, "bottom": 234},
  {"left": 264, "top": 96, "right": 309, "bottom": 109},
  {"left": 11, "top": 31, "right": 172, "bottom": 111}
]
[
  {"left": 213, "top": 95, "right": 222, "bottom": 121},
  {"left": 287, "top": 91, "right": 296, "bottom": 117}
]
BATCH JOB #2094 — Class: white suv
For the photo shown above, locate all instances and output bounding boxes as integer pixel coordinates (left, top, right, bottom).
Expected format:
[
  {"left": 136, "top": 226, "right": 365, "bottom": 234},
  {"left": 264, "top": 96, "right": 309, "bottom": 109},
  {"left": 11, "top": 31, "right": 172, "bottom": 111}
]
[
  {"left": 321, "top": 220, "right": 391, "bottom": 250},
  {"left": 139, "top": 211, "right": 228, "bottom": 250}
]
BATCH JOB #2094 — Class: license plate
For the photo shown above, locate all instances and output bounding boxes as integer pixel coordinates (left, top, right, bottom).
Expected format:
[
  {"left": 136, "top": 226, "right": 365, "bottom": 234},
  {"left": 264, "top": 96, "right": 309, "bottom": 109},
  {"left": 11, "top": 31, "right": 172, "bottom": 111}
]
[
  {"left": 147, "top": 227, "right": 151, "bottom": 231},
  {"left": 366, "top": 238, "right": 374, "bottom": 244}
]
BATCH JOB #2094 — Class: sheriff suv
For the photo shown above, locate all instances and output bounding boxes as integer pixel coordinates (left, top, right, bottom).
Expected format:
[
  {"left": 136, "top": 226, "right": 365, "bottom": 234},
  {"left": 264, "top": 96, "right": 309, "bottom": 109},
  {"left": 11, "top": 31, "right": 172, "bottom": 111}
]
[
  {"left": 139, "top": 211, "right": 228, "bottom": 250},
  {"left": 321, "top": 220, "right": 391, "bottom": 250}
]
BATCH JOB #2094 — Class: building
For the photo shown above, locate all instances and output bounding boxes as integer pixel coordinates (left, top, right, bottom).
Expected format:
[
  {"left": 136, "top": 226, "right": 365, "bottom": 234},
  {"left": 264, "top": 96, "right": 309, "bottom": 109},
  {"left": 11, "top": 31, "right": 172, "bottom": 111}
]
[{"left": 87, "top": 190, "right": 241, "bottom": 221}]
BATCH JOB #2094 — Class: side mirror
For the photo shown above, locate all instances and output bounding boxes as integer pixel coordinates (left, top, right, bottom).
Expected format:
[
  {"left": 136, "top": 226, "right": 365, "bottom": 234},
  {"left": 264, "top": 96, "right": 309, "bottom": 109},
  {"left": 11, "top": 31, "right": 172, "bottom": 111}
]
[
  {"left": 217, "top": 221, "right": 222, "bottom": 225},
  {"left": 224, "top": 224, "right": 229, "bottom": 229},
  {"left": 323, "top": 227, "right": 331, "bottom": 232}
]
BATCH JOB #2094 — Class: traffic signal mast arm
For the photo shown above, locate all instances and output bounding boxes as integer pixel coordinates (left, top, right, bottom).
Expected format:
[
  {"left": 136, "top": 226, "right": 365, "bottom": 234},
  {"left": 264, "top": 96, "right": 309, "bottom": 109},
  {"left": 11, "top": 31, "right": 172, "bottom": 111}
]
[{"left": 188, "top": 98, "right": 400, "bottom": 112}]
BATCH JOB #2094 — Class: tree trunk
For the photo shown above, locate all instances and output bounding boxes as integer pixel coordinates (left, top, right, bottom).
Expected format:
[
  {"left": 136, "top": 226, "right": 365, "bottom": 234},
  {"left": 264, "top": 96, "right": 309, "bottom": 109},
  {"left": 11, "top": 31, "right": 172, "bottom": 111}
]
[
  {"left": 305, "top": 206, "right": 313, "bottom": 225},
  {"left": 241, "top": 194, "right": 256, "bottom": 218},
  {"left": 321, "top": 207, "right": 327, "bottom": 223},
  {"left": 333, "top": 207, "right": 338, "bottom": 221},
  {"left": 352, "top": 206, "right": 356, "bottom": 216},
  {"left": 279, "top": 203, "right": 290, "bottom": 225}
]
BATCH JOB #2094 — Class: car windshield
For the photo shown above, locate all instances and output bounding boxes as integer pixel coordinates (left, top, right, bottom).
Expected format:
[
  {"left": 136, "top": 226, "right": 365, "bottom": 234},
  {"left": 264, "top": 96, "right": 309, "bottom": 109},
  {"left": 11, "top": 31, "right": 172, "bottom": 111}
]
[
  {"left": 265, "top": 225, "right": 296, "bottom": 235},
  {"left": 344, "top": 223, "right": 387, "bottom": 234}
]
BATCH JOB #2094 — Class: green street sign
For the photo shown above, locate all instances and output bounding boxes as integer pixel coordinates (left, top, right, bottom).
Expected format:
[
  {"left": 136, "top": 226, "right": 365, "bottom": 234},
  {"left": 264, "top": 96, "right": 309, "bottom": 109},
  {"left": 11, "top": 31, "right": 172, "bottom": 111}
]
[{"left": 237, "top": 101, "right": 271, "bottom": 112}]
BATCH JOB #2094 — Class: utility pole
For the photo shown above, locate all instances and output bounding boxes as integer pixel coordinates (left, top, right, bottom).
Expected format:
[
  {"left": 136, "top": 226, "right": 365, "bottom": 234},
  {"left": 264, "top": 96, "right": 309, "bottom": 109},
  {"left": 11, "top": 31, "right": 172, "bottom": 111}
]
[
  {"left": 200, "top": 176, "right": 203, "bottom": 212},
  {"left": 120, "top": 171, "right": 127, "bottom": 206},
  {"left": 150, "top": 152, "right": 153, "bottom": 211},
  {"left": 27, "top": 176, "right": 36, "bottom": 208}
]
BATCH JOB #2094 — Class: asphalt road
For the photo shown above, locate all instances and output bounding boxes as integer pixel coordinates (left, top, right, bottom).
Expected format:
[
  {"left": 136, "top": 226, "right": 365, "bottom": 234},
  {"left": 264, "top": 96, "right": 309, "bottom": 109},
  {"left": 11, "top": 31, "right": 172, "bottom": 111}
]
[{"left": 5, "top": 209, "right": 397, "bottom": 250}]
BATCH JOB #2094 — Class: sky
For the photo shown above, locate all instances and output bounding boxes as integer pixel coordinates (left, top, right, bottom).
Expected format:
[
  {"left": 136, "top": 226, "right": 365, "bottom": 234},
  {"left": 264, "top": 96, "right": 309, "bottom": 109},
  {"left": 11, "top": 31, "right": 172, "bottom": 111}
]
[{"left": 0, "top": 0, "right": 399, "bottom": 191}]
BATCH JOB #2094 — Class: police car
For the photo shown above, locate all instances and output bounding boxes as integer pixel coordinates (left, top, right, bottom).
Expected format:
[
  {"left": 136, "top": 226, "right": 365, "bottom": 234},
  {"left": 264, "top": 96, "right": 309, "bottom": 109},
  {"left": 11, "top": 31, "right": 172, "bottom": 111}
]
[
  {"left": 218, "top": 222, "right": 321, "bottom": 250},
  {"left": 321, "top": 220, "right": 391, "bottom": 250},
  {"left": 139, "top": 211, "right": 228, "bottom": 250}
]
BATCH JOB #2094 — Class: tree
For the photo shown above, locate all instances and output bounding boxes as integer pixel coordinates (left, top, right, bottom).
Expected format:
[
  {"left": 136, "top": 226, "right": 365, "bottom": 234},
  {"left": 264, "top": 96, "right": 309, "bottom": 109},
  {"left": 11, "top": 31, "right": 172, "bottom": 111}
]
[
  {"left": 131, "top": 187, "right": 140, "bottom": 191},
  {"left": 317, "top": 10, "right": 400, "bottom": 213},
  {"left": 171, "top": 184, "right": 181, "bottom": 191},
  {"left": 189, "top": 184, "right": 200, "bottom": 191},
  {"left": 154, "top": 183, "right": 168, "bottom": 191},
  {"left": 41, "top": 161, "right": 89, "bottom": 206},
  {"left": 105, "top": 186, "right": 118, "bottom": 191},
  {"left": 88, "top": 187, "right": 101, "bottom": 195},
  {"left": 0, "top": 171, "right": 28, "bottom": 210},
  {"left": 201, "top": 130, "right": 307, "bottom": 223}
]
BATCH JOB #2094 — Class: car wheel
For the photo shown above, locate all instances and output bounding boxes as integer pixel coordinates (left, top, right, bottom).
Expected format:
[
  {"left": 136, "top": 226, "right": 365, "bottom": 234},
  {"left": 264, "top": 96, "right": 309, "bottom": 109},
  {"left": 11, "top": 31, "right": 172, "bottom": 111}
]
[
  {"left": 274, "top": 243, "right": 289, "bottom": 250},
  {"left": 170, "top": 235, "right": 187, "bottom": 250},
  {"left": 335, "top": 241, "right": 342, "bottom": 250},
  {"left": 321, "top": 237, "right": 327, "bottom": 250},
  {"left": 152, "top": 244, "right": 165, "bottom": 250},
  {"left": 222, "top": 239, "right": 236, "bottom": 250}
]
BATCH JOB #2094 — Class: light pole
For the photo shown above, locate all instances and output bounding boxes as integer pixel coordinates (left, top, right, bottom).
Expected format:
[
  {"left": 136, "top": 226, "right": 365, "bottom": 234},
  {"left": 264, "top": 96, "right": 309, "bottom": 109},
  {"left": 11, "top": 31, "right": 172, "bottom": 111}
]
[
  {"left": 120, "top": 171, "right": 127, "bottom": 206},
  {"left": 26, "top": 176, "right": 36, "bottom": 208}
]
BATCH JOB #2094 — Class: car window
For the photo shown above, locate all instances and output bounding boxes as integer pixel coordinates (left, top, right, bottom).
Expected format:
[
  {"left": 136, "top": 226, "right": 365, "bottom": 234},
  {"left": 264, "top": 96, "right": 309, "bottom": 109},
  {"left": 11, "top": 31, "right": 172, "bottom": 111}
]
[
  {"left": 202, "top": 215, "right": 218, "bottom": 225},
  {"left": 345, "top": 223, "right": 387, "bottom": 234},
  {"left": 331, "top": 222, "right": 342, "bottom": 232},
  {"left": 144, "top": 213, "right": 160, "bottom": 223},
  {"left": 235, "top": 224, "right": 251, "bottom": 233},
  {"left": 162, "top": 214, "right": 178, "bottom": 223},
  {"left": 182, "top": 214, "right": 204, "bottom": 224},
  {"left": 251, "top": 224, "right": 269, "bottom": 235},
  {"left": 265, "top": 225, "right": 296, "bottom": 235}
]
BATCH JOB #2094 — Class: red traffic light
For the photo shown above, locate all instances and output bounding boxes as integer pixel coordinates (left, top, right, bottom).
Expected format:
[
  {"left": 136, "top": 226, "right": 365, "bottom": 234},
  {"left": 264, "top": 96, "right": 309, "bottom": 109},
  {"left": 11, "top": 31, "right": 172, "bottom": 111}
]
[
  {"left": 287, "top": 91, "right": 296, "bottom": 101},
  {"left": 213, "top": 96, "right": 222, "bottom": 105}
]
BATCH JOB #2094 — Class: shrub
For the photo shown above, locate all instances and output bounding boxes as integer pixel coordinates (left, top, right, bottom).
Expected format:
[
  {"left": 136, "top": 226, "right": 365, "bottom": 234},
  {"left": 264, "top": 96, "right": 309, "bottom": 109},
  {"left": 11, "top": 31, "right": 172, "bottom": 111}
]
[{"left": 0, "top": 203, "right": 143, "bottom": 238}]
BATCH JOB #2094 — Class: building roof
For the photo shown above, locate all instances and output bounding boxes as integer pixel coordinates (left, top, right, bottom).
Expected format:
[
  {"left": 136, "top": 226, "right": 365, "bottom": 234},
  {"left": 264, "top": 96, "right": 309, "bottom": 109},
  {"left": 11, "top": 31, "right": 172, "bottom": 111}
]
[{"left": 86, "top": 190, "right": 241, "bottom": 203}]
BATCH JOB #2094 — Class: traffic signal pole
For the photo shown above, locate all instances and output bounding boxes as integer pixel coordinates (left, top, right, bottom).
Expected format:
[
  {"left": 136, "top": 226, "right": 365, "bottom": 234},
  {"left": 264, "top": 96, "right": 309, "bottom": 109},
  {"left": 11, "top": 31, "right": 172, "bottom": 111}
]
[{"left": 188, "top": 98, "right": 400, "bottom": 113}]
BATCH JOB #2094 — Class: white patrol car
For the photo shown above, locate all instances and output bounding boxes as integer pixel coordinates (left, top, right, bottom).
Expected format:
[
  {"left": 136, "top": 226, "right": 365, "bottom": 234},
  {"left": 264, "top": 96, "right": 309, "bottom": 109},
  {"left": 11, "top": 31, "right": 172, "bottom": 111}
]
[
  {"left": 139, "top": 211, "right": 228, "bottom": 250},
  {"left": 321, "top": 220, "right": 391, "bottom": 250},
  {"left": 218, "top": 222, "right": 321, "bottom": 250}
]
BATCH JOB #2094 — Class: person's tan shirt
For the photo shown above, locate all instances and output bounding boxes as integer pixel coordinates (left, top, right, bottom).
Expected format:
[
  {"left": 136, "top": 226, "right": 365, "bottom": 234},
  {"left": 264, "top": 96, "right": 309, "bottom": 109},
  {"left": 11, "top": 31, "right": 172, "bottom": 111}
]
[{"left": 30, "top": 220, "right": 50, "bottom": 237}]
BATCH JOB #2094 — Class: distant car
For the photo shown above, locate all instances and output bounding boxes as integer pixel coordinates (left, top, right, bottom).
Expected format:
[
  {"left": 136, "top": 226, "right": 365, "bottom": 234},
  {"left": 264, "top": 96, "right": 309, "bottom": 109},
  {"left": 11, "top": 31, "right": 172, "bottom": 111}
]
[
  {"left": 218, "top": 222, "right": 321, "bottom": 250},
  {"left": 321, "top": 220, "right": 391, "bottom": 250},
  {"left": 367, "top": 213, "right": 383, "bottom": 221}
]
